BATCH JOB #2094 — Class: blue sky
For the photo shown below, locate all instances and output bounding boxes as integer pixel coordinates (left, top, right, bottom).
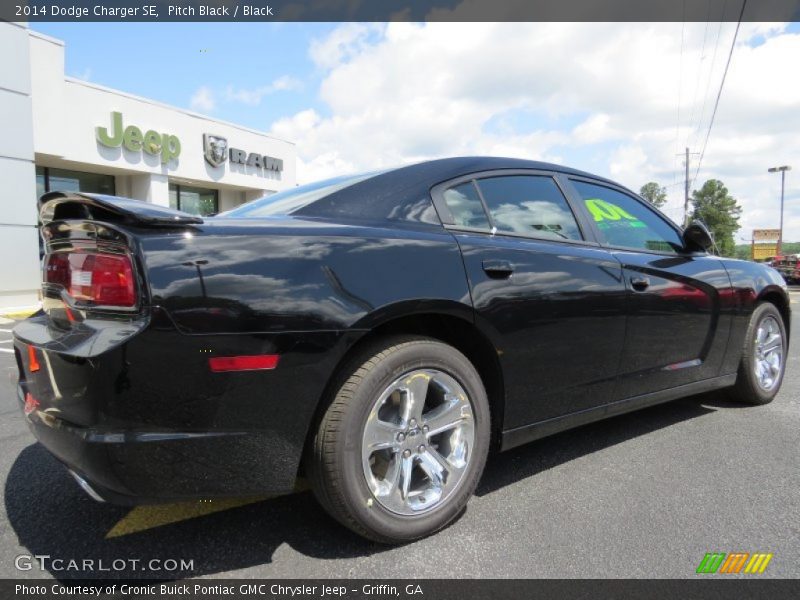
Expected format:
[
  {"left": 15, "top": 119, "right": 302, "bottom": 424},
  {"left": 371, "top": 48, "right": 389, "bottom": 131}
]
[
  {"left": 31, "top": 22, "right": 800, "bottom": 240},
  {"left": 33, "top": 22, "right": 335, "bottom": 129}
]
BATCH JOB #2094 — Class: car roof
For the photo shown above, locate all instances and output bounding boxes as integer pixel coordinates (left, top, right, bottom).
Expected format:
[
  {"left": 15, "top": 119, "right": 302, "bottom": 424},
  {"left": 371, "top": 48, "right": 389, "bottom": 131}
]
[
  {"left": 370, "top": 156, "right": 620, "bottom": 189},
  {"left": 223, "top": 156, "right": 631, "bottom": 225},
  {"left": 288, "top": 156, "right": 628, "bottom": 224}
]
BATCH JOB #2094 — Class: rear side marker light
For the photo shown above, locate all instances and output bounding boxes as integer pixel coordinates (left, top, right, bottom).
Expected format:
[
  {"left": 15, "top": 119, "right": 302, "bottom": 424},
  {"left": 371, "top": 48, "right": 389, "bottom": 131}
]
[
  {"left": 28, "top": 345, "right": 40, "bottom": 372},
  {"left": 209, "top": 355, "right": 280, "bottom": 372}
]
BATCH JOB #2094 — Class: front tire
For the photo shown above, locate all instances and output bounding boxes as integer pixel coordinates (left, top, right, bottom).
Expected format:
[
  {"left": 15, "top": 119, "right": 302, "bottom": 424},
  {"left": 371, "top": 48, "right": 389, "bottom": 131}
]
[
  {"left": 731, "top": 302, "right": 787, "bottom": 405},
  {"left": 308, "top": 336, "right": 490, "bottom": 543}
]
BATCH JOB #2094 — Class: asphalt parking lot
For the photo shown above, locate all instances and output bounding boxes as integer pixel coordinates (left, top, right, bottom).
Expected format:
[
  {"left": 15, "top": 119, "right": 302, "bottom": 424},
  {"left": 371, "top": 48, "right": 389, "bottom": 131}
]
[{"left": 0, "top": 295, "right": 798, "bottom": 580}]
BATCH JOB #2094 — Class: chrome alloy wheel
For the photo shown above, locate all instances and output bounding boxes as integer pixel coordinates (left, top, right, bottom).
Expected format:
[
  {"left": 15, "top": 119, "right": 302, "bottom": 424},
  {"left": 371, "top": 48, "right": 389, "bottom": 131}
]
[
  {"left": 753, "top": 315, "right": 784, "bottom": 391},
  {"left": 361, "top": 369, "right": 475, "bottom": 516}
]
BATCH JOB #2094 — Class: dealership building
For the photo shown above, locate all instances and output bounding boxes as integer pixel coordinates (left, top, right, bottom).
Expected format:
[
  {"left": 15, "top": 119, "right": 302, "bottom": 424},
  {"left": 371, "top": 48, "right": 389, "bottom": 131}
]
[{"left": 0, "top": 22, "right": 297, "bottom": 313}]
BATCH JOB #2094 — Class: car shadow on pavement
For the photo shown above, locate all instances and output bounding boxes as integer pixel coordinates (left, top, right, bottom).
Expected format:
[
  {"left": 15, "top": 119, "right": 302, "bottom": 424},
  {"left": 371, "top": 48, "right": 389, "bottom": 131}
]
[
  {"left": 4, "top": 444, "right": 376, "bottom": 580},
  {"left": 5, "top": 394, "right": 722, "bottom": 580},
  {"left": 476, "top": 393, "right": 719, "bottom": 496}
]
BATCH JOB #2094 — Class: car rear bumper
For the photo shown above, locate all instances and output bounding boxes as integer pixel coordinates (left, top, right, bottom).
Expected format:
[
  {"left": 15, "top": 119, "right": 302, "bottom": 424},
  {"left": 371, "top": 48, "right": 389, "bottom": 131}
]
[
  {"left": 13, "top": 309, "right": 355, "bottom": 504},
  {"left": 16, "top": 379, "right": 307, "bottom": 504}
]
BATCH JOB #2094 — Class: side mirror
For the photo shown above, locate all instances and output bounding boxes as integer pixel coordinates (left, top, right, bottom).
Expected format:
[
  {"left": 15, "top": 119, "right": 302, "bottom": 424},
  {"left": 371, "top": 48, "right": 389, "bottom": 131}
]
[{"left": 683, "top": 221, "right": 714, "bottom": 252}]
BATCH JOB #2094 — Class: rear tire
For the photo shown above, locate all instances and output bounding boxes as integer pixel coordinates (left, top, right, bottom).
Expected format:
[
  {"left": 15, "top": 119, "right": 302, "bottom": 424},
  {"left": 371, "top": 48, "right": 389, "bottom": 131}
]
[
  {"left": 730, "top": 302, "right": 787, "bottom": 405},
  {"left": 308, "top": 335, "right": 490, "bottom": 543}
]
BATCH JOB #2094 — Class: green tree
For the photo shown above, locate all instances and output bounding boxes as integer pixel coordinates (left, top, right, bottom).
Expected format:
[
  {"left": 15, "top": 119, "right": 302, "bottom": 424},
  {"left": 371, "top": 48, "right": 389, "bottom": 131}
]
[
  {"left": 639, "top": 181, "right": 668, "bottom": 208},
  {"left": 690, "top": 179, "right": 742, "bottom": 257},
  {"left": 734, "top": 244, "right": 751, "bottom": 261}
]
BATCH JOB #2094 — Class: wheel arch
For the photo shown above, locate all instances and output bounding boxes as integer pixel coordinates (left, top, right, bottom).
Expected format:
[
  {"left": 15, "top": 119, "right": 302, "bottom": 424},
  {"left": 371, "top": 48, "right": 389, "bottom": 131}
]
[
  {"left": 300, "top": 308, "right": 506, "bottom": 478},
  {"left": 758, "top": 286, "right": 791, "bottom": 342}
]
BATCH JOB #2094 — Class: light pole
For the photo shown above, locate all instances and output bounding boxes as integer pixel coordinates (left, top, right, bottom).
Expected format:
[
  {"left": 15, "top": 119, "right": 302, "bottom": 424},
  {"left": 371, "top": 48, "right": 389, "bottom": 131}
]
[
  {"left": 768, "top": 165, "right": 791, "bottom": 256},
  {"left": 182, "top": 259, "right": 209, "bottom": 297}
]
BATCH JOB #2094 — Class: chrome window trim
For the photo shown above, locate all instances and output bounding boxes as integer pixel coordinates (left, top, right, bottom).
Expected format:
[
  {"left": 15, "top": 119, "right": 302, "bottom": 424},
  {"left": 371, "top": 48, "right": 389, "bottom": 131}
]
[{"left": 430, "top": 169, "right": 599, "bottom": 246}]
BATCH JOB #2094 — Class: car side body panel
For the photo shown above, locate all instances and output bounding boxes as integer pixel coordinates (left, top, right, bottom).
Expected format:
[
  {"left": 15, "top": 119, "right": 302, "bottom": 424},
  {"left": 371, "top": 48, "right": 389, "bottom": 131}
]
[
  {"left": 141, "top": 218, "right": 470, "bottom": 334},
  {"left": 498, "top": 258, "right": 789, "bottom": 452},
  {"left": 609, "top": 250, "right": 735, "bottom": 398},
  {"left": 455, "top": 232, "right": 628, "bottom": 428}
]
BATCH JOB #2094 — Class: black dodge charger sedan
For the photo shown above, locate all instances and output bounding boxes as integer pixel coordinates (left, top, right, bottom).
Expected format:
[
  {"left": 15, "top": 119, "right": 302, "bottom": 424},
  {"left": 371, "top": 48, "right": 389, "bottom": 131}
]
[{"left": 13, "top": 157, "right": 789, "bottom": 543}]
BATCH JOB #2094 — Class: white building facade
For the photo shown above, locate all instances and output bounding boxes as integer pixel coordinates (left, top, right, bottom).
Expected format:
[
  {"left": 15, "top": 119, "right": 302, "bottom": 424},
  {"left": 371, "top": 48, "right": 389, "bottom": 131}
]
[{"left": 0, "top": 23, "right": 296, "bottom": 313}]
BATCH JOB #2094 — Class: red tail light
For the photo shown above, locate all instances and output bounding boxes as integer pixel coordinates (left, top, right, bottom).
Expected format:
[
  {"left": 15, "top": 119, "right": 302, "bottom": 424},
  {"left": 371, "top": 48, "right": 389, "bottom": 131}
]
[{"left": 44, "top": 250, "right": 137, "bottom": 308}]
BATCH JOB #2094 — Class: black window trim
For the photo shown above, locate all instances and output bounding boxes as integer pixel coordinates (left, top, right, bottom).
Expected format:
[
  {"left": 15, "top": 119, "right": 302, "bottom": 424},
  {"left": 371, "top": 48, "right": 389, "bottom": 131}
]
[
  {"left": 37, "top": 166, "right": 116, "bottom": 196},
  {"left": 562, "top": 175, "right": 697, "bottom": 257},
  {"left": 430, "top": 169, "right": 601, "bottom": 248},
  {"left": 469, "top": 178, "right": 497, "bottom": 232}
]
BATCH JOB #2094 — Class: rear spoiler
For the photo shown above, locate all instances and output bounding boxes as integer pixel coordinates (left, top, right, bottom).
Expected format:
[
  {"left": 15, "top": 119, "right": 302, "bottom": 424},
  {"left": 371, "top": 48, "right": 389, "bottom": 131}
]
[{"left": 39, "top": 192, "right": 204, "bottom": 227}]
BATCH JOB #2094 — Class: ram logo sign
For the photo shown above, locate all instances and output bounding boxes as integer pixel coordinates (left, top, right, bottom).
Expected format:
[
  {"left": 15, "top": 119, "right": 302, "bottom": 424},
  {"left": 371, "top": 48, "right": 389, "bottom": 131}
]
[
  {"left": 696, "top": 552, "right": 773, "bottom": 574},
  {"left": 203, "top": 133, "right": 283, "bottom": 173},
  {"left": 203, "top": 134, "right": 228, "bottom": 167}
]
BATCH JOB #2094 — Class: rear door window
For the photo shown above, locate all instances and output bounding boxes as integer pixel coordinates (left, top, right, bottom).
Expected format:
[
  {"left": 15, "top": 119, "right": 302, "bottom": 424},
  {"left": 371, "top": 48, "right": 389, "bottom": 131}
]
[
  {"left": 441, "top": 182, "right": 491, "bottom": 229},
  {"left": 476, "top": 175, "right": 582, "bottom": 241}
]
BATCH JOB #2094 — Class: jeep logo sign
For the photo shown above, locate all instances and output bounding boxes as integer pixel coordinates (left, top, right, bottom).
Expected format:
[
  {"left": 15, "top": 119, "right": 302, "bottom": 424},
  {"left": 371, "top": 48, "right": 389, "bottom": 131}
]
[
  {"left": 203, "top": 133, "right": 283, "bottom": 172},
  {"left": 96, "top": 112, "right": 181, "bottom": 164}
]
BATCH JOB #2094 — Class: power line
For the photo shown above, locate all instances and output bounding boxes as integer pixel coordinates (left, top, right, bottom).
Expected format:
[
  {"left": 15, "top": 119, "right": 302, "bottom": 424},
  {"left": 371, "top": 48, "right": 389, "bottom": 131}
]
[
  {"left": 672, "top": 5, "right": 687, "bottom": 192},
  {"left": 691, "top": 0, "right": 747, "bottom": 189},
  {"left": 691, "top": 12, "right": 726, "bottom": 152},
  {"left": 685, "top": 9, "right": 711, "bottom": 148}
]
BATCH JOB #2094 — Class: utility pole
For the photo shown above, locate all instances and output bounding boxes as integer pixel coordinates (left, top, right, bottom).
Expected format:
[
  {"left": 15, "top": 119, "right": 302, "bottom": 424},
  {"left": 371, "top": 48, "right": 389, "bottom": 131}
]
[
  {"left": 684, "top": 147, "right": 690, "bottom": 228},
  {"left": 768, "top": 165, "right": 791, "bottom": 256},
  {"left": 678, "top": 148, "right": 700, "bottom": 228}
]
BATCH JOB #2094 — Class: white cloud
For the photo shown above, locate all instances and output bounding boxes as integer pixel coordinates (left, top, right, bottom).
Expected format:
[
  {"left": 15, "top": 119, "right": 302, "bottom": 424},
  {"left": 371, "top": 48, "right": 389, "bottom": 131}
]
[
  {"left": 189, "top": 86, "right": 215, "bottom": 112},
  {"left": 272, "top": 22, "right": 800, "bottom": 240},
  {"left": 225, "top": 76, "right": 302, "bottom": 106},
  {"left": 309, "top": 23, "right": 382, "bottom": 69},
  {"left": 609, "top": 144, "right": 649, "bottom": 181},
  {"left": 573, "top": 114, "right": 621, "bottom": 145}
]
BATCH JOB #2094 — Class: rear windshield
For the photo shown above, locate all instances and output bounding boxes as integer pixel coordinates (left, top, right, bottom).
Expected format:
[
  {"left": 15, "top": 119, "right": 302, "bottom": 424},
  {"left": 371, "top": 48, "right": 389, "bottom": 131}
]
[{"left": 220, "top": 171, "right": 382, "bottom": 218}]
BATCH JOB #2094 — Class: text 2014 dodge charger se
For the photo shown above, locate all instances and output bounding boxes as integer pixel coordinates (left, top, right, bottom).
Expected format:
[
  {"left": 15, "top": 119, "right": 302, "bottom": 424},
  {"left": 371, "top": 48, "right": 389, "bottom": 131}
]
[{"left": 13, "top": 157, "right": 790, "bottom": 543}]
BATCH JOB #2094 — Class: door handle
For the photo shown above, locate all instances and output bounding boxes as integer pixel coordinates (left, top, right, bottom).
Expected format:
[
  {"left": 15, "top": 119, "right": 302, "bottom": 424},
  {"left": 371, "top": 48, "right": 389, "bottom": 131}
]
[
  {"left": 482, "top": 259, "right": 514, "bottom": 279},
  {"left": 630, "top": 276, "right": 650, "bottom": 291}
]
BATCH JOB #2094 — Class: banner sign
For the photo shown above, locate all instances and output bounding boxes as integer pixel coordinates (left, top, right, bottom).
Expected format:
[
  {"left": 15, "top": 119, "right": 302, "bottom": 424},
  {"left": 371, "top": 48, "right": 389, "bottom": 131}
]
[
  {"left": 752, "top": 229, "right": 781, "bottom": 242},
  {"left": 753, "top": 244, "right": 779, "bottom": 260}
]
